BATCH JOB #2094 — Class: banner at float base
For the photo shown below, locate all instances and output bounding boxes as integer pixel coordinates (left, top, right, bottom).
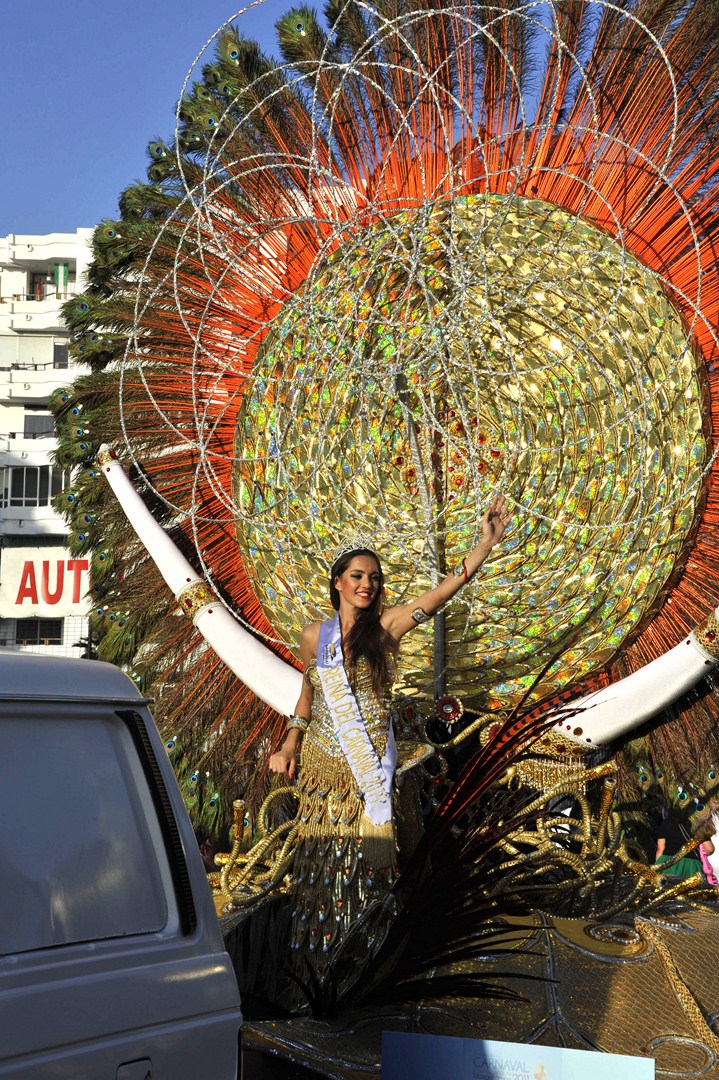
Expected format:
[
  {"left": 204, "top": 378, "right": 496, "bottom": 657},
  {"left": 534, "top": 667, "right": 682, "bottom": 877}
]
[{"left": 381, "top": 1032, "right": 655, "bottom": 1080}]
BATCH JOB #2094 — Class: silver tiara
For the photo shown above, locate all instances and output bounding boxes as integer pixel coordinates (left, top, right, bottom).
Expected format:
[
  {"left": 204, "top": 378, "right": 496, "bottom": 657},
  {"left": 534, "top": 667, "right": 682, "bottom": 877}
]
[{"left": 330, "top": 533, "right": 378, "bottom": 566}]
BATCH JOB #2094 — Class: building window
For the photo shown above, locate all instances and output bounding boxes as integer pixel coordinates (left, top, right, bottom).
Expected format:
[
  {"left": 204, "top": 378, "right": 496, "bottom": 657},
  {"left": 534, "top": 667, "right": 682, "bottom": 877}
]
[
  {"left": 0, "top": 466, "right": 68, "bottom": 508},
  {"left": 29, "top": 273, "right": 50, "bottom": 301},
  {"left": 53, "top": 343, "right": 68, "bottom": 369},
  {"left": 15, "top": 618, "right": 63, "bottom": 646},
  {"left": 23, "top": 409, "right": 55, "bottom": 439}
]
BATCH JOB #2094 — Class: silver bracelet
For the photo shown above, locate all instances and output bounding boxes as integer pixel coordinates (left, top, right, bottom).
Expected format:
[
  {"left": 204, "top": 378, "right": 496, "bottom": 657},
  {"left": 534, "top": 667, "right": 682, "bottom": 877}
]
[
  {"left": 287, "top": 714, "right": 310, "bottom": 732},
  {"left": 411, "top": 606, "right": 430, "bottom": 624}
]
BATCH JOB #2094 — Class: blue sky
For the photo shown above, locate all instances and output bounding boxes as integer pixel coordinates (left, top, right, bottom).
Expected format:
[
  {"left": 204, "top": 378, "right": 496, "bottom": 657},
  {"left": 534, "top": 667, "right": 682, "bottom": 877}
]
[{"left": 0, "top": 0, "right": 299, "bottom": 236}]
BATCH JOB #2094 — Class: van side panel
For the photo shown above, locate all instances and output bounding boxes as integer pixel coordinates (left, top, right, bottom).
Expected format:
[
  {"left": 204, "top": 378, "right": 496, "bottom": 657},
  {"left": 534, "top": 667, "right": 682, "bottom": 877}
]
[
  {"left": 0, "top": 675, "right": 241, "bottom": 1080},
  {"left": 0, "top": 1012, "right": 239, "bottom": 1078}
]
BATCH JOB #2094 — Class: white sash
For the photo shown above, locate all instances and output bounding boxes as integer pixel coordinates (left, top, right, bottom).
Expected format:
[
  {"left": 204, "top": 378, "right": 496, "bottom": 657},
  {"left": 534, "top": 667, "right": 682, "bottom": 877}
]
[{"left": 316, "top": 615, "right": 396, "bottom": 826}]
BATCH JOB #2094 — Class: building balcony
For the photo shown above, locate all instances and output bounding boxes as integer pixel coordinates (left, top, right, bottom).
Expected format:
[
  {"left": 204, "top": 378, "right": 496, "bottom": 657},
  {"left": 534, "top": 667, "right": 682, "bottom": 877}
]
[
  {"left": 0, "top": 504, "right": 68, "bottom": 537},
  {"left": 0, "top": 284, "right": 77, "bottom": 303},
  {"left": 0, "top": 431, "right": 57, "bottom": 455},
  {"left": 0, "top": 291, "right": 76, "bottom": 334},
  {"left": 0, "top": 365, "right": 67, "bottom": 402},
  {"left": 5, "top": 234, "right": 84, "bottom": 266}
]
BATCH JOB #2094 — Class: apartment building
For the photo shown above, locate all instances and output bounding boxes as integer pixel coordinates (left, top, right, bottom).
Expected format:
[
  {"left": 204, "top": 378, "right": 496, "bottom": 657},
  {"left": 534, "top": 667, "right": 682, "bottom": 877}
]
[{"left": 0, "top": 229, "right": 94, "bottom": 655}]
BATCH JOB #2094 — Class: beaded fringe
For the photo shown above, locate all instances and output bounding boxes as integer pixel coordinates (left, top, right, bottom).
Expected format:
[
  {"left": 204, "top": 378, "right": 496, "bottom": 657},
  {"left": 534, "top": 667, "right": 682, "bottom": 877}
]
[
  {"left": 289, "top": 733, "right": 396, "bottom": 979},
  {"left": 359, "top": 812, "right": 397, "bottom": 869}
]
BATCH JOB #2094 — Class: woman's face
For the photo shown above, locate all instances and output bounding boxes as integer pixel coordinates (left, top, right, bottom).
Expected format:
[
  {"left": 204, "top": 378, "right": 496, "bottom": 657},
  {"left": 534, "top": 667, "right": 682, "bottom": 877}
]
[{"left": 334, "top": 554, "right": 381, "bottom": 611}]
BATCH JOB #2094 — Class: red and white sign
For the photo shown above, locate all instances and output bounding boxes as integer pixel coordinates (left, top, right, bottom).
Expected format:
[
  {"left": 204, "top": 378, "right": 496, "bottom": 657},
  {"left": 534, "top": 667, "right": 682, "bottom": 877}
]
[{"left": 0, "top": 547, "right": 90, "bottom": 618}]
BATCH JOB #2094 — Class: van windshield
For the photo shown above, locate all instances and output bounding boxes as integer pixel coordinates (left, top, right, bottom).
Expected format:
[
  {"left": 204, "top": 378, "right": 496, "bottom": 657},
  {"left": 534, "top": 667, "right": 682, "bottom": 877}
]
[{"left": 0, "top": 710, "right": 169, "bottom": 955}]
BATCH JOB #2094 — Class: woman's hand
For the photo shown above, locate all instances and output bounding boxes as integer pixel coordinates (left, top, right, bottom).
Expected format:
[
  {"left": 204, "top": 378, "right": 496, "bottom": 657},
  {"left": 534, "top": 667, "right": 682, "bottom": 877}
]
[
  {"left": 481, "top": 494, "right": 509, "bottom": 549},
  {"left": 271, "top": 637, "right": 315, "bottom": 781},
  {"left": 382, "top": 492, "right": 512, "bottom": 640},
  {"left": 269, "top": 744, "right": 298, "bottom": 779}
]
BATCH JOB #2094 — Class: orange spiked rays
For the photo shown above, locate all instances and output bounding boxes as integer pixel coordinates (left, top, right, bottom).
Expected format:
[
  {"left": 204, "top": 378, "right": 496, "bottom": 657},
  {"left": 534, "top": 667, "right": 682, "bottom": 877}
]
[{"left": 62, "top": 0, "right": 719, "bottom": 799}]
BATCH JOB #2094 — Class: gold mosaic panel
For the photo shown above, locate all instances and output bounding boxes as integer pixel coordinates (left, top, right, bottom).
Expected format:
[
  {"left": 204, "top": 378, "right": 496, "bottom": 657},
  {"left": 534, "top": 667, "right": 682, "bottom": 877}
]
[{"left": 234, "top": 194, "right": 708, "bottom": 710}]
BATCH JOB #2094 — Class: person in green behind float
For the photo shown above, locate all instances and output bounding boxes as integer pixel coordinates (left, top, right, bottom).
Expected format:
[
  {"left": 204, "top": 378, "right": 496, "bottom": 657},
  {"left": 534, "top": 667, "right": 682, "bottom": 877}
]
[{"left": 655, "top": 806, "right": 714, "bottom": 880}]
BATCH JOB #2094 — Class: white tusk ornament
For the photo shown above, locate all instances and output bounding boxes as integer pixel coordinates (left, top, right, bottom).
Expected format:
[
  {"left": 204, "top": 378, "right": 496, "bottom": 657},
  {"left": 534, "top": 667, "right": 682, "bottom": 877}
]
[{"left": 98, "top": 445, "right": 302, "bottom": 717}]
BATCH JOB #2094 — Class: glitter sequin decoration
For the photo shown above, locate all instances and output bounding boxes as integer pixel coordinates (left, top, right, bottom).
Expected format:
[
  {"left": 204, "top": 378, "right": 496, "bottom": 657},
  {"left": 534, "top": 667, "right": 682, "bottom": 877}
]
[{"left": 236, "top": 196, "right": 708, "bottom": 708}]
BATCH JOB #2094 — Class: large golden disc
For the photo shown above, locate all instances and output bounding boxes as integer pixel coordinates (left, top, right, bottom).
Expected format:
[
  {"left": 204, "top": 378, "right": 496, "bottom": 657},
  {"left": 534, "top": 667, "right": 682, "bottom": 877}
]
[{"left": 235, "top": 194, "right": 708, "bottom": 710}]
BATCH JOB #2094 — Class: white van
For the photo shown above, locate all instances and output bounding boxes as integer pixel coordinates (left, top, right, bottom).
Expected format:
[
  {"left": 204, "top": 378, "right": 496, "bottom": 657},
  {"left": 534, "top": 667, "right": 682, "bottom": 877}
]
[{"left": 0, "top": 652, "right": 242, "bottom": 1079}]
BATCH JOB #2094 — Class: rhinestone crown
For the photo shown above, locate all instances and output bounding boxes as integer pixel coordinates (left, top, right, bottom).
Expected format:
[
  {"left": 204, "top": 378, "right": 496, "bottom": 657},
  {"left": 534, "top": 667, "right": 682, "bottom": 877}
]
[{"left": 330, "top": 534, "right": 378, "bottom": 566}]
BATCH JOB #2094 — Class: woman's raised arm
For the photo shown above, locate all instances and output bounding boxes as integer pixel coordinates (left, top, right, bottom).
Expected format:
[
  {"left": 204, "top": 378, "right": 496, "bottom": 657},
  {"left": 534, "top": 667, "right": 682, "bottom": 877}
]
[{"left": 382, "top": 495, "right": 510, "bottom": 641}]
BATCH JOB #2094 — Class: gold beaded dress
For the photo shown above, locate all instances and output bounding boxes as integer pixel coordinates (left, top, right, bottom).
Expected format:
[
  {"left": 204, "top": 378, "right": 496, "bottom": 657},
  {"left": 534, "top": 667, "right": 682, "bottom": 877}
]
[{"left": 289, "top": 657, "right": 396, "bottom": 972}]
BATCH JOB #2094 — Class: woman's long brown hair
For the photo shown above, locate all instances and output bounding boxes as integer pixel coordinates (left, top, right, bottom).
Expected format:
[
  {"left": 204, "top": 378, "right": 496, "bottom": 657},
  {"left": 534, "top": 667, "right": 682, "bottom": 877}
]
[{"left": 330, "top": 549, "right": 398, "bottom": 697}]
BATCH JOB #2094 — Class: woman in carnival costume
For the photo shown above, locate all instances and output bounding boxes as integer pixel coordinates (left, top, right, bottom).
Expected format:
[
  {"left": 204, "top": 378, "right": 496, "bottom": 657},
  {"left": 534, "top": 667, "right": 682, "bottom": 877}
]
[{"left": 269, "top": 495, "right": 509, "bottom": 972}]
